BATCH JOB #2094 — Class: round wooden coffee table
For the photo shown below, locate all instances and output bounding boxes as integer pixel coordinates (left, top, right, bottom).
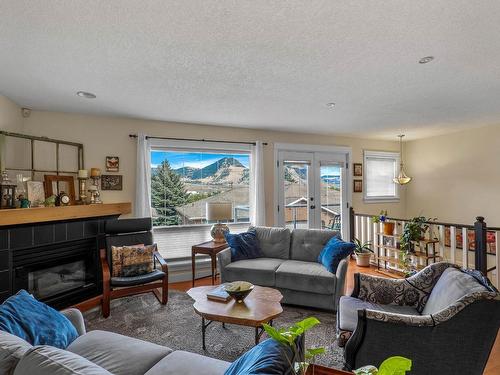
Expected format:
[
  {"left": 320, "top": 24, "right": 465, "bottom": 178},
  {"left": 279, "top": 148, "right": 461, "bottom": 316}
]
[{"left": 187, "top": 285, "right": 283, "bottom": 349}]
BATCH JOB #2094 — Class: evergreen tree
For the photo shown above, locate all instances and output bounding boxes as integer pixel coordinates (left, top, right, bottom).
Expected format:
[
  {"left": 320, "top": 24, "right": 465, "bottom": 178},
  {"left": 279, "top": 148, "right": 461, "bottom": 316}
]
[{"left": 151, "top": 160, "right": 188, "bottom": 226}]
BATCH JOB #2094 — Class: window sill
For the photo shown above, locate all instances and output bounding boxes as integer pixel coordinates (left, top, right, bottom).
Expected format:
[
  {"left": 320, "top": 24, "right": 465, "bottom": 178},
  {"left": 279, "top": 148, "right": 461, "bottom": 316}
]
[{"left": 363, "top": 198, "right": 400, "bottom": 204}]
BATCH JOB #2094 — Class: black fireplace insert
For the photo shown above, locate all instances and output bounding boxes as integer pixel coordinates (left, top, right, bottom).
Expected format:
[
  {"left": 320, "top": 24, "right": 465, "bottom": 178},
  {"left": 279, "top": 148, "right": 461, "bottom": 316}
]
[{"left": 13, "top": 238, "right": 100, "bottom": 309}]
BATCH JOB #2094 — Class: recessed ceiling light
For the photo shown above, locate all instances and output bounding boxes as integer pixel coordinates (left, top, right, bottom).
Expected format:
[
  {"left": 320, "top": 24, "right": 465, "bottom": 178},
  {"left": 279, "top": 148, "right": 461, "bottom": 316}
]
[
  {"left": 326, "top": 102, "right": 336, "bottom": 108},
  {"left": 76, "top": 91, "right": 96, "bottom": 99},
  {"left": 418, "top": 56, "right": 434, "bottom": 64}
]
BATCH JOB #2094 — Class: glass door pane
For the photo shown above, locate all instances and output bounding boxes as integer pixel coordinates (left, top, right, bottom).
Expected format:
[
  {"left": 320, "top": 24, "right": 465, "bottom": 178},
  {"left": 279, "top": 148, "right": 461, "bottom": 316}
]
[
  {"left": 283, "top": 161, "right": 310, "bottom": 229},
  {"left": 319, "top": 163, "right": 342, "bottom": 232}
]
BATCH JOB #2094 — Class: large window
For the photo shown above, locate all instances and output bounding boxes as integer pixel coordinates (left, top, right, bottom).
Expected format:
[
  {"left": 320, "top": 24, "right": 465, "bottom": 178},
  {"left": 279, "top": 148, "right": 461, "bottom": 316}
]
[
  {"left": 150, "top": 147, "right": 251, "bottom": 227},
  {"left": 363, "top": 150, "right": 400, "bottom": 202}
]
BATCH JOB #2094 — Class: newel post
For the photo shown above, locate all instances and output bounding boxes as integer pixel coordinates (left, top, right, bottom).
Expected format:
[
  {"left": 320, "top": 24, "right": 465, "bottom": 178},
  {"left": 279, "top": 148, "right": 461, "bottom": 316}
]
[
  {"left": 474, "top": 216, "right": 487, "bottom": 275},
  {"left": 349, "top": 206, "right": 355, "bottom": 242}
]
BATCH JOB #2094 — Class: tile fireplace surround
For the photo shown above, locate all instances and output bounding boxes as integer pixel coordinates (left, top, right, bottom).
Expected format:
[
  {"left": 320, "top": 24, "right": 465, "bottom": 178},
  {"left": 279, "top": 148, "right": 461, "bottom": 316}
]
[{"left": 0, "top": 203, "right": 131, "bottom": 308}]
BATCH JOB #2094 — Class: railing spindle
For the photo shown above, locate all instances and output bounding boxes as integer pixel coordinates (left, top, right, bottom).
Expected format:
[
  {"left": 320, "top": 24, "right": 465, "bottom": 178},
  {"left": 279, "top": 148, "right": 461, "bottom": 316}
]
[
  {"left": 462, "top": 227, "right": 468, "bottom": 268},
  {"left": 450, "top": 226, "right": 457, "bottom": 264},
  {"left": 439, "top": 225, "right": 445, "bottom": 258},
  {"left": 496, "top": 231, "right": 500, "bottom": 288}
]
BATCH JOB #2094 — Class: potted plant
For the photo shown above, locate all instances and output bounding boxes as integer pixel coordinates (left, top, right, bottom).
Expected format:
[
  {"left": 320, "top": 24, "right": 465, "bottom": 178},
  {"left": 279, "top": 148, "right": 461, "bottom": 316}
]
[
  {"left": 399, "top": 216, "right": 432, "bottom": 274},
  {"left": 353, "top": 238, "right": 373, "bottom": 267},
  {"left": 371, "top": 210, "right": 394, "bottom": 235},
  {"left": 353, "top": 356, "right": 412, "bottom": 374},
  {"left": 263, "top": 317, "right": 325, "bottom": 375}
]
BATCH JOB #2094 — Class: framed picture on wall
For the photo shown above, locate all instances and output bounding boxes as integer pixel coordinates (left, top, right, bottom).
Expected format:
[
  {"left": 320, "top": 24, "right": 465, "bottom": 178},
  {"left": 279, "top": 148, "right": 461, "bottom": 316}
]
[
  {"left": 101, "top": 175, "right": 123, "bottom": 190},
  {"left": 353, "top": 163, "right": 363, "bottom": 177},
  {"left": 353, "top": 179, "right": 362, "bottom": 193},
  {"left": 106, "top": 156, "right": 119, "bottom": 172}
]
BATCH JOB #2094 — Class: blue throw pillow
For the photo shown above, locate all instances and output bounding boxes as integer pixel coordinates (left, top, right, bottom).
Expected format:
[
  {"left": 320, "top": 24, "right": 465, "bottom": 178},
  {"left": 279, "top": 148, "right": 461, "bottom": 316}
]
[
  {"left": 0, "top": 290, "right": 78, "bottom": 349},
  {"left": 225, "top": 229, "right": 263, "bottom": 262},
  {"left": 318, "top": 236, "right": 355, "bottom": 273},
  {"left": 224, "top": 338, "right": 295, "bottom": 375}
]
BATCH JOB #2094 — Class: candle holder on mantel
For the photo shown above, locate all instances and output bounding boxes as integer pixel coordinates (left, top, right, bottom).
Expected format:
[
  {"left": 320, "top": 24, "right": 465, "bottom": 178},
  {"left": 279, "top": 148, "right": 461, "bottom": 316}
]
[
  {"left": 89, "top": 168, "right": 102, "bottom": 204},
  {"left": 77, "top": 169, "right": 89, "bottom": 204}
]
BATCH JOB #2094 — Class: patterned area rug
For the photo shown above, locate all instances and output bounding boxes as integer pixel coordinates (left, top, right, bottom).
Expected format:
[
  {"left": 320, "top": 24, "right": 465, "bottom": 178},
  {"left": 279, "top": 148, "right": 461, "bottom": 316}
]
[{"left": 83, "top": 290, "right": 344, "bottom": 368}]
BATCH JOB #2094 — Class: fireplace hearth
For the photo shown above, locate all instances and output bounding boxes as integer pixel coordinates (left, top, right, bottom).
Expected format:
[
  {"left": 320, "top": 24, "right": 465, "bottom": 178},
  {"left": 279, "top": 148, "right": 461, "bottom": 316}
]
[{"left": 0, "top": 205, "right": 130, "bottom": 308}]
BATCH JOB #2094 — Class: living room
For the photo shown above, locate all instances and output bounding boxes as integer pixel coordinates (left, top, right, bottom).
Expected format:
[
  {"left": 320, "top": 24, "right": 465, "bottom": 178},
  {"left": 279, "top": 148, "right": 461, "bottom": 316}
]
[{"left": 1, "top": 1, "right": 500, "bottom": 374}]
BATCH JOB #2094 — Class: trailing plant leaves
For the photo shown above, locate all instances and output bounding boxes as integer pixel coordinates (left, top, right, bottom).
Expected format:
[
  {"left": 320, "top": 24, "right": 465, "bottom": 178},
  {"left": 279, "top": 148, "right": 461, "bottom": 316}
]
[
  {"left": 378, "top": 356, "right": 412, "bottom": 375},
  {"left": 294, "top": 317, "right": 320, "bottom": 333},
  {"left": 305, "top": 347, "right": 325, "bottom": 360}
]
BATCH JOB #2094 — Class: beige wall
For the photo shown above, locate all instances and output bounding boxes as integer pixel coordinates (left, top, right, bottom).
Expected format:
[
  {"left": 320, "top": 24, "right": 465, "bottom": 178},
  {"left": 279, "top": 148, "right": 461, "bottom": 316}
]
[
  {"left": 19, "top": 109, "right": 406, "bottom": 224},
  {"left": 405, "top": 124, "right": 500, "bottom": 227},
  {"left": 0, "top": 96, "right": 23, "bottom": 133}
]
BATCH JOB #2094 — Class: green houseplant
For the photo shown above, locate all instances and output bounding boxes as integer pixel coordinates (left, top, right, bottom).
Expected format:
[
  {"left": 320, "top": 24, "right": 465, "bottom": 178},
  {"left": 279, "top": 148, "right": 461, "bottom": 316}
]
[
  {"left": 262, "top": 317, "right": 325, "bottom": 375},
  {"left": 399, "top": 216, "right": 434, "bottom": 274},
  {"left": 353, "top": 238, "right": 373, "bottom": 267},
  {"left": 354, "top": 356, "right": 412, "bottom": 374}
]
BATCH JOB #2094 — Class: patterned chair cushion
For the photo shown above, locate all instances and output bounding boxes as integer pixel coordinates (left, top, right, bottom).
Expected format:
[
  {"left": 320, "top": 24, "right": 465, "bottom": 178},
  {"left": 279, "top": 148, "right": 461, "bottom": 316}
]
[{"left": 111, "top": 244, "right": 154, "bottom": 277}]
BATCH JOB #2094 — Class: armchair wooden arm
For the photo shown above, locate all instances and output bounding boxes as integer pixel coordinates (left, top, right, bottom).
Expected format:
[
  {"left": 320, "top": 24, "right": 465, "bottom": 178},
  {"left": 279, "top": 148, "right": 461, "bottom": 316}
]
[
  {"left": 100, "top": 248, "right": 111, "bottom": 318},
  {"left": 153, "top": 250, "right": 168, "bottom": 273}
]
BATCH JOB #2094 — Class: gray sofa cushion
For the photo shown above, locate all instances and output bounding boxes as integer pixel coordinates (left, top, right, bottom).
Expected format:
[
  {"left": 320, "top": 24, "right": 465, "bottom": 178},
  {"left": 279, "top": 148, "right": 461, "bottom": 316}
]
[
  {"left": 67, "top": 330, "right": 171, "bottom": 375},
  {"left": 276, "top": 260, "right": 336, "bottom": 294},
  {"left": 13, "top": 346, "right": 111, "bottom": 375},
  {"left": 0, "top": 331, "right": 32, "bottom": 375},
  {"left": 290, "top": 229, "right": 338, "bottom": 262},
  {"left": 338, "top": 296, "right": 419, "bottom": 331},
  {"left": 144, "top": 350, "right": 230, "bottom": 375},
  {"left": 224, "top": 258, "right": 284, "bottom": 286},
  {"left": 250, "top": 226, "right": 291, "bottom": 259},
  {"left": 422, "top": 267, "right": 487, "bottom": 315}
]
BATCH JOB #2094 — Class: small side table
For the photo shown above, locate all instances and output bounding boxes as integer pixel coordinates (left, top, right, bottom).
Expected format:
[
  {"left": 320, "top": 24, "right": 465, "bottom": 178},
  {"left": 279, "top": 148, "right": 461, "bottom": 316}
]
[{"left": 191, "top": 240, "right": 228, "bottom": 287}]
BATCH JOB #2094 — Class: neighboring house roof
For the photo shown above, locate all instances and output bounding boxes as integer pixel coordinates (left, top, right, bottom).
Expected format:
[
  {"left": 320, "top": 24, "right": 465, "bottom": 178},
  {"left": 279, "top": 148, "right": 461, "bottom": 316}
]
[{"left": 175, "top": 185, "right": 249, "bottom": 222}]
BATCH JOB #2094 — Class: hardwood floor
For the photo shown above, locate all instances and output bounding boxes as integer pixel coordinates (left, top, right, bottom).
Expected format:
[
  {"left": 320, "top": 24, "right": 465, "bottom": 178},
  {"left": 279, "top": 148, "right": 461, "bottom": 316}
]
[{"left": 171, "top": 258, "right": 500, "bottom": 374}]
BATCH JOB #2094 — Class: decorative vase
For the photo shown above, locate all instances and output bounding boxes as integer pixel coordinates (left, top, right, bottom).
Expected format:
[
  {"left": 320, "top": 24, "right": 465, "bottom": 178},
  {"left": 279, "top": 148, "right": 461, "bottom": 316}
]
[
  {"left": 356, "top": 252, "right": 372, "bottom": 267},
  {"left": 210, "top": 223, "right": 229, "bottom": 243},
  {"left": 383, "top": 222, "right": 395, "bottom": 235}
]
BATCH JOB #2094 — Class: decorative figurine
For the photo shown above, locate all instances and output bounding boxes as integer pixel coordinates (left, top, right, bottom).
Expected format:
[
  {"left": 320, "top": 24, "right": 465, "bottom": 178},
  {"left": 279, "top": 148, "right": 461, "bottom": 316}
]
[{"left": 17, "top": 194, "right": 31, "bottom": 208}]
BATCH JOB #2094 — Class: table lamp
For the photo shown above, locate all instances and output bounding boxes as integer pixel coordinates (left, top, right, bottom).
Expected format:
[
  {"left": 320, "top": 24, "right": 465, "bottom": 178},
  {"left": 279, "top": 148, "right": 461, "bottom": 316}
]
[{"left": 206, "top": 202, "right": 233, "bottom": 243}]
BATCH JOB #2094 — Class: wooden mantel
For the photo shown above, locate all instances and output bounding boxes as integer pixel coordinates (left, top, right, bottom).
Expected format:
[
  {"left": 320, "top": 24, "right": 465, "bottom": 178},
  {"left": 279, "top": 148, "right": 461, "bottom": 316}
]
[{"left": 0, "top": 202, "right": 132, "bottom": 227}]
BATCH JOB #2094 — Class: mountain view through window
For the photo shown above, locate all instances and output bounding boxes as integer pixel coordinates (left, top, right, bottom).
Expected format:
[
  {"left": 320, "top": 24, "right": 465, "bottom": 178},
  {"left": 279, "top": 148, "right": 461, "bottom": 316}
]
[{"left": 150, "top": 150, "right": 250, "bottom": 226}]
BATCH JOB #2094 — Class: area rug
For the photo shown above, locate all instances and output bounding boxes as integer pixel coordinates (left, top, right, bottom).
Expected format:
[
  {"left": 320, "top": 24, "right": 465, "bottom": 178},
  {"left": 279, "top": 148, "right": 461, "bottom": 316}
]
[{"left": 83, "top": 290, "right": 344, "bottom": 368}]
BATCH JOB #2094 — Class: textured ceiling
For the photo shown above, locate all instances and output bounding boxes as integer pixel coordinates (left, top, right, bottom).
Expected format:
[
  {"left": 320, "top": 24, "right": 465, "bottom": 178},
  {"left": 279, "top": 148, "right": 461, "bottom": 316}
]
[{"left": 1, "top": 1, "right": 500, "bottom": 139}]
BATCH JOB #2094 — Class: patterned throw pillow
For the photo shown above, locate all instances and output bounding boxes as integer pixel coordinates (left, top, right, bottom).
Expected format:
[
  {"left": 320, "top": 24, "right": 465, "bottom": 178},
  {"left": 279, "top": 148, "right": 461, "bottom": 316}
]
[{"left": 111, "top": 244, "right": 155, "bottom": 277}]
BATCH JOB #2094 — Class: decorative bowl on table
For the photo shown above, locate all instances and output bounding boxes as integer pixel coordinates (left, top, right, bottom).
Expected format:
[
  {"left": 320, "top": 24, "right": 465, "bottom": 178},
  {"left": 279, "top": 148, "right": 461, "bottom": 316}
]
[{"left": 224, "top": 281, "right": 254, "bottom": 303}]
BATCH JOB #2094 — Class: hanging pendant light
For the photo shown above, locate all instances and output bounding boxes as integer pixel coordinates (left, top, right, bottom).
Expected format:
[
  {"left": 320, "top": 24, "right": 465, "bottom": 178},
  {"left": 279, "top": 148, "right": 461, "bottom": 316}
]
[{"left": 393, "top": 134, "right": 412, "bottom": 185}]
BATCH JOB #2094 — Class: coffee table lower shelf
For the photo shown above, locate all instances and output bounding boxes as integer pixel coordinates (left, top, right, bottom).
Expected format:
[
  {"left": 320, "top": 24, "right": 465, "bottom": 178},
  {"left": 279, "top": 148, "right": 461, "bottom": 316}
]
[{"left": 201, "top": 317, "right": 273, "bottom": 350}]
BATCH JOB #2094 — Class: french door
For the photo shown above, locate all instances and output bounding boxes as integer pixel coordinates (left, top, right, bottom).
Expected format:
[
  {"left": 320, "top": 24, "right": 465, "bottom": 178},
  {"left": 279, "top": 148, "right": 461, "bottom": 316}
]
[{"left": 276, "top": 149, "right": 350, "bottom": 239}]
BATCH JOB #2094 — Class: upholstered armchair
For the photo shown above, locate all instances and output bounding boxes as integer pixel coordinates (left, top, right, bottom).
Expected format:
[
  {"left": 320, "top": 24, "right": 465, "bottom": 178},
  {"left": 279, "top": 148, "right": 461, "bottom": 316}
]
[
  {"left": 337, "top": 262, "right": 500, "bottom": 375},
  {"left": 100, "top": 218, "right": 168, "bottom": 318}
]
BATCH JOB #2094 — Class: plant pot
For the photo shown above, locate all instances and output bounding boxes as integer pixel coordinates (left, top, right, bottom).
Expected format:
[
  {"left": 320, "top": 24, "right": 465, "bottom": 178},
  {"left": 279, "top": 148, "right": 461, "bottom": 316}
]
[
  {"left": 383, "top": 222, "right": 395, "bottom": 235},
  {"left": 355, "top": 252, "right": 372, "bottom": 267}
]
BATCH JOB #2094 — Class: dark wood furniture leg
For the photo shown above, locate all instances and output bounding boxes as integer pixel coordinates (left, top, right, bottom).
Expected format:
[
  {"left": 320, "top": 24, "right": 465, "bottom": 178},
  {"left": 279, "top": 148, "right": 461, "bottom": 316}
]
[
  {"left": 191, "top": 249, "right": 196, "bottom": 287},
  {"left": 100, "top": 248, "right": 111, "bottom": 319},
  {"left": 211, "top": 253, "right": 216, "bottom": 285}
]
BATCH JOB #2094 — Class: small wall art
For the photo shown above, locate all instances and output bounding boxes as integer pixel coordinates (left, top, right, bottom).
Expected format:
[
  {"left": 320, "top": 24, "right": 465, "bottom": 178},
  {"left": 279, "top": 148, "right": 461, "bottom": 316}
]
[
  {"left": 105, "top": 156, "right": 119, "bottom": 172},
  {"left": 101, "top": 175, "right": 123, "bottom": 190},
  {"left": 353, "top": 163, "right": 363, "bottom": 177},
  {"left": 353, "top": 179, "right": 363, "bottom": 193}
]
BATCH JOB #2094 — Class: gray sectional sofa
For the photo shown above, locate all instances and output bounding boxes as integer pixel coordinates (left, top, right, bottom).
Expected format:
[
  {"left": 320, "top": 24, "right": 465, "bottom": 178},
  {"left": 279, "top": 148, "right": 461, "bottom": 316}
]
[
  {"left": 218, "top": 226, "right": 348, "bottom": 311},
  {"left": 2, "top": 308, "right": 230, "bottom": 375}
]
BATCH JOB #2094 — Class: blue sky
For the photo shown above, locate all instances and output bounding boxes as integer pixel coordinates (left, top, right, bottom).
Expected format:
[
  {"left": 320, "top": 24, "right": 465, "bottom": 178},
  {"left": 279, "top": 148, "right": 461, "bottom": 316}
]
[
  {"left": 151, "top": 151, "right": 340, "bottom": 176},
  {"left": 151, "top": 151, "right": 250, "bottom": 169}
]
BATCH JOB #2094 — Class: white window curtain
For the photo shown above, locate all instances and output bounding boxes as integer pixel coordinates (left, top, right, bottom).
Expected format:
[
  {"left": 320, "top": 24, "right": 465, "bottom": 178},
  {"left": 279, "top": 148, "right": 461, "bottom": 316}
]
[
  {"left": 135, "top": 133, "right": 152, "bottom": 217},
  {"left": 250, "top": 141, "right": 265, "bottom": 226}
]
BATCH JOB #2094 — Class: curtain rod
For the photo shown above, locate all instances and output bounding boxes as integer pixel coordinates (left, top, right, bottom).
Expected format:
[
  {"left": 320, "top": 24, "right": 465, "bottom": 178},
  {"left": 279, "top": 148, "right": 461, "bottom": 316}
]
[{"left": 128, "top": 134, "right": 267, "bottom": 146}]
